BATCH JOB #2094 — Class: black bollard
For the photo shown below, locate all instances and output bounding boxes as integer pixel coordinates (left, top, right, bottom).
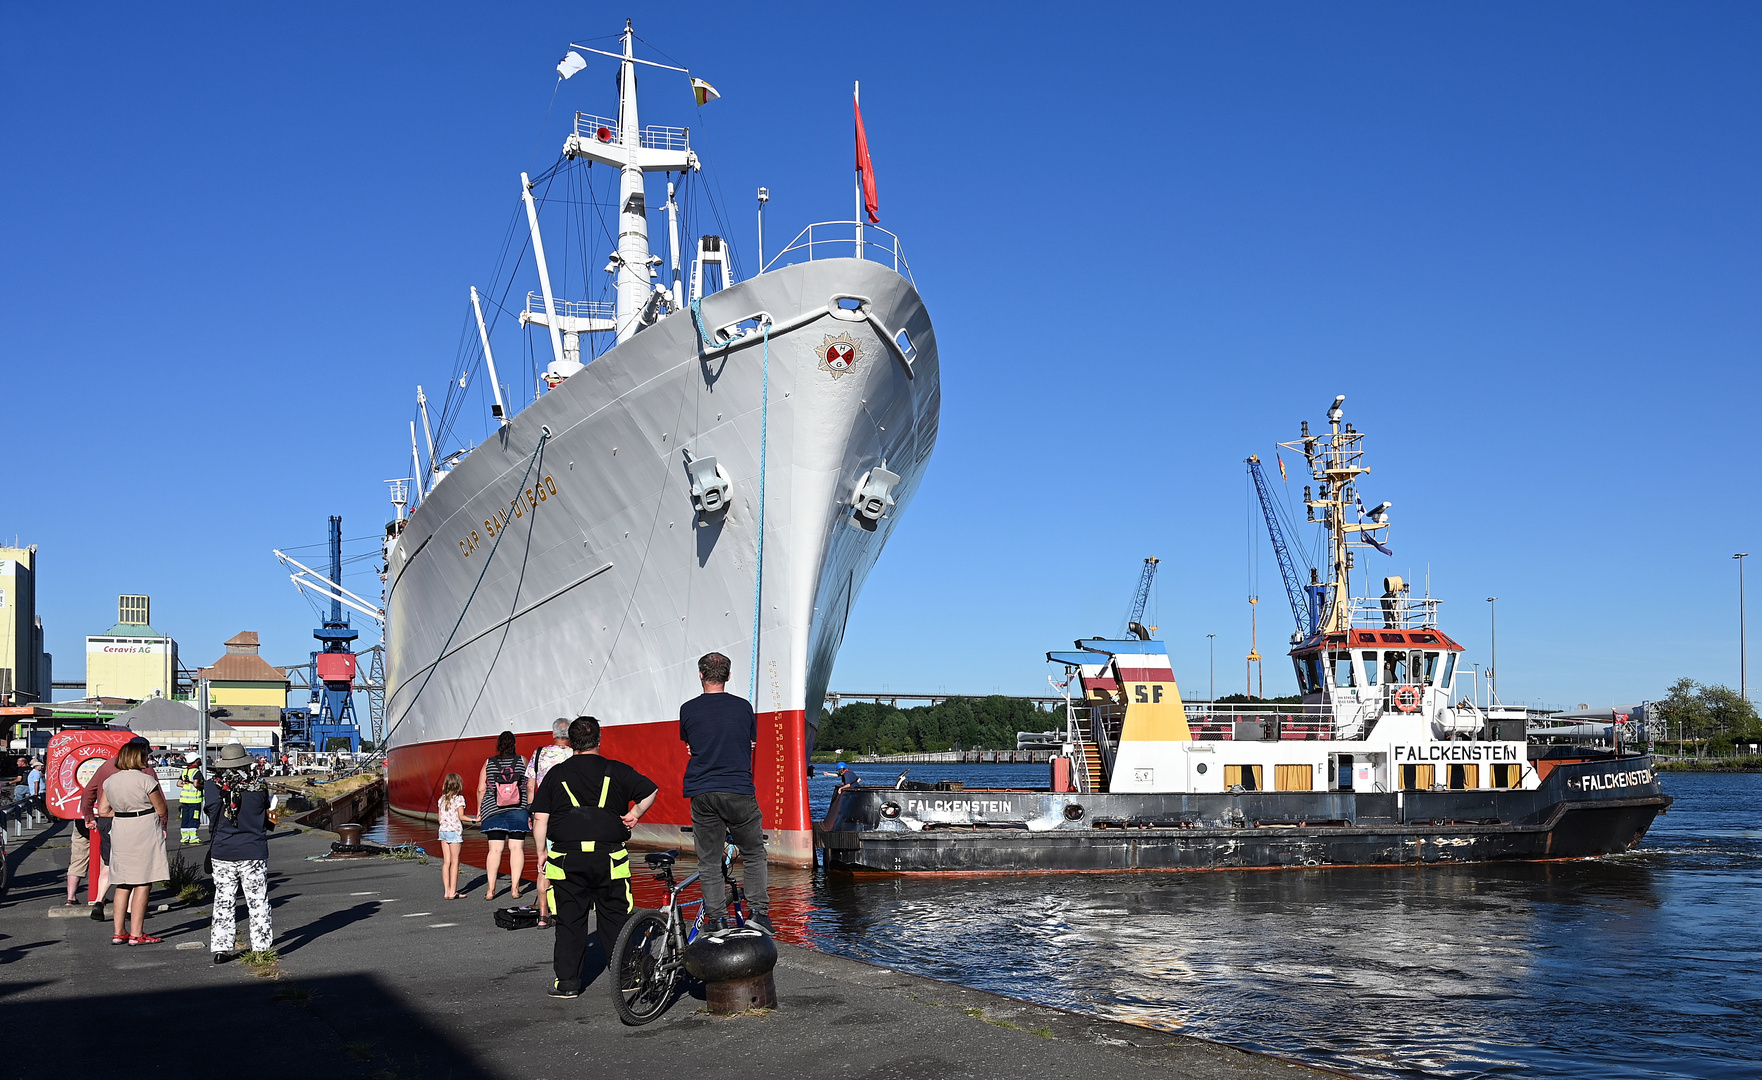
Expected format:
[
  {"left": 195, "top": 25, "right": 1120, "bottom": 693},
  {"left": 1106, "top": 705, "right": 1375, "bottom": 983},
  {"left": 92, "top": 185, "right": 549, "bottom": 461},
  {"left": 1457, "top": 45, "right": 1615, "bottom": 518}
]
[{"left": 683, "top": 926, "right": 778, "bottom": 1014}]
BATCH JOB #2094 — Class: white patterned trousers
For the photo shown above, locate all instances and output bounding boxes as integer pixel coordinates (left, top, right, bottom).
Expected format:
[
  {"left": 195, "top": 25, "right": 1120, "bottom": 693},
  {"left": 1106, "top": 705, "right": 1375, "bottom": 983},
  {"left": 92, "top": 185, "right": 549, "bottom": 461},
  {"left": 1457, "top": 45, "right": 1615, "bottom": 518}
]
[{"left": 210, "top": 859, "right": 272, "bottom": 953}]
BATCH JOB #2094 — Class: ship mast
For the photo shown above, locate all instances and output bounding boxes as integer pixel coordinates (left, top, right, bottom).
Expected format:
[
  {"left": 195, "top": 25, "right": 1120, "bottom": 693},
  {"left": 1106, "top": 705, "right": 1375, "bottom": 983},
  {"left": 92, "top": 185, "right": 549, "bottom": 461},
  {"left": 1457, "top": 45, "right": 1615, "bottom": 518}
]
[
  {"left": 551, "top": 23, "right": 699, "bottom": 346},
  {"left": 1282, "top": 395, "right": 1388, "bottom": 635},
  {"left": 613, "top": 22, "right": 650, "bottom": 343}
]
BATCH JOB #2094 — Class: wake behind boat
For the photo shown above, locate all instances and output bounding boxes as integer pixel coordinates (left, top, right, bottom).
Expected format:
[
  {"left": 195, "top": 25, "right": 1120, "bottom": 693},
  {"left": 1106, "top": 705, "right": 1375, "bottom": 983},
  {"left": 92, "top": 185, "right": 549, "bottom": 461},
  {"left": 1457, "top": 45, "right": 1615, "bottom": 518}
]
[{"left": 380, "top": 24, "right": 939, "bottom": 863}]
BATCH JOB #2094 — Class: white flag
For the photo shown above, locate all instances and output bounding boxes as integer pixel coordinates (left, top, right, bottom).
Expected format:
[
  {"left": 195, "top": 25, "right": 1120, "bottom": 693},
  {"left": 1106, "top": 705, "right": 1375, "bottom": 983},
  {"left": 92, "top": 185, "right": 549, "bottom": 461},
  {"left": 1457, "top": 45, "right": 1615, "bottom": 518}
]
[{"left": 557, "top": 51, "right": 586, "bottom": 80}]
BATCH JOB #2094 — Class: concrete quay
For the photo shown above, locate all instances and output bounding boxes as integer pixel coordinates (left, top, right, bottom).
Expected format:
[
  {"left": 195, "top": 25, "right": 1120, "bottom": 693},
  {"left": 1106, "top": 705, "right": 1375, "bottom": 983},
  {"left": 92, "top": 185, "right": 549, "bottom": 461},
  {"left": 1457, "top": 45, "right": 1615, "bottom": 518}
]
[{"left": 0, "top": 819, "right": 1343, "bottom": 1080}]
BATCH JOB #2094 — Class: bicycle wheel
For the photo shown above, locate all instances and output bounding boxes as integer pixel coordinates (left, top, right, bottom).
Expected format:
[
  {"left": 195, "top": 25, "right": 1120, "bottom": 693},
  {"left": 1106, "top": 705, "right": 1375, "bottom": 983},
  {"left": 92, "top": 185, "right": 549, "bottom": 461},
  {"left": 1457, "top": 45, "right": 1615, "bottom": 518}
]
[{"left": 610, "top": 909, "right": 679, "bottom": 1025}]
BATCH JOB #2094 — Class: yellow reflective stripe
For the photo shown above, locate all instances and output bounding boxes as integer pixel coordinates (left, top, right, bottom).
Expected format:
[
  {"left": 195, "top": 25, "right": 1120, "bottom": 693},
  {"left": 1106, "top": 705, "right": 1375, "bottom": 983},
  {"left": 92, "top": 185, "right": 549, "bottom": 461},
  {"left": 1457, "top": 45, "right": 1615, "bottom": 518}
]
[
  {"left": 560, "top": 781, "right": 580, "bottom": 807},
  {"left": 620, "top": 879, "right": 633, "bottom": 912},
  {"left": 597, "top": 777, "right": 610, "bottom": 808},
  {"left": 579, "top": 841, "right": 595, "bottom": 852}
]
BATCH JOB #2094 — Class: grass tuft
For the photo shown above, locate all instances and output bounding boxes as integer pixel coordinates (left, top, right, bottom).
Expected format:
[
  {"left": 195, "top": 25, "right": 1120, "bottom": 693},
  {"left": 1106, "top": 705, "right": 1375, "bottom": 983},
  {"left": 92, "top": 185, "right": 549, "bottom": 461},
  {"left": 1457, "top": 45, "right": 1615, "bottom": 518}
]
[
  {"left": 242, "top": 948, "right": 282, "bottom": 978},
  {"left": 164, "top": 851, "right": 205, "bottom": 896},
  {"left": 342, "top": 1039, "right": 376, "bottom": 1061}
]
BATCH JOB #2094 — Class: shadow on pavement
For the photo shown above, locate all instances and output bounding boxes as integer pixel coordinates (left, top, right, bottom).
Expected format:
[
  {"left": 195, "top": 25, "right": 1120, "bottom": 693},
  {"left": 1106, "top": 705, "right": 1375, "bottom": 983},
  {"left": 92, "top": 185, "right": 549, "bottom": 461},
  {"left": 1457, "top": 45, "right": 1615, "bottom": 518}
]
[
  {"left": 277, "top": 900, "right": 383, "bottom": 955},
  {"left": 4, "top": 974, "right": 501, "bottom": 1078}
]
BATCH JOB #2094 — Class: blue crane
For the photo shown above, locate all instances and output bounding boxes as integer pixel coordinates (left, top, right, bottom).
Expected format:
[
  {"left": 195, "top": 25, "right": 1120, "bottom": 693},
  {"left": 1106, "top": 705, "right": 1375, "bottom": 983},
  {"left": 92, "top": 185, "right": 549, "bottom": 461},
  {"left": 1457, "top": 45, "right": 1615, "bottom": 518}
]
[
  {"left": 1123, "top": 557, "right": 1159, "bottom": 639},
  {"left": 308, "top": 516, "right": 362, "bottom": 753},
  {"left": 1246, "top": 456, "right": 1323, "bottom": 638}
]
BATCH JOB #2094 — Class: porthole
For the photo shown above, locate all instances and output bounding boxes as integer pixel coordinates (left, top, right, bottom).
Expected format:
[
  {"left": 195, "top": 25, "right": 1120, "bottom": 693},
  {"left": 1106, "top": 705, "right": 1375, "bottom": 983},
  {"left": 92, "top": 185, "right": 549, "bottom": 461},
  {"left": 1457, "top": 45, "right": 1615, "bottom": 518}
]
[
  {"left": 1196, "top": 762, "right": 1209, "bottom": 774},
  {"left": 1063, "top": 804, "right": 1085, "bottom": 821},
  {"left": 880, "top": 802, "right": 901, "bottom": 818}
]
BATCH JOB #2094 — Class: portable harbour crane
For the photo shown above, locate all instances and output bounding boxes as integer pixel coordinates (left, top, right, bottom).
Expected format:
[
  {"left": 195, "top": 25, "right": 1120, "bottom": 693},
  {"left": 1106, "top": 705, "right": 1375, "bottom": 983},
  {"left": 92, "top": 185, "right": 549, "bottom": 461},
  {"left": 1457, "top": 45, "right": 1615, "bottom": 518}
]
[
  {"left": 1246, "top": 455, "right": 1325, "bottom": 641},
  {"left": 1123, "top": 557, "right": 1159, "bottom": 640}
]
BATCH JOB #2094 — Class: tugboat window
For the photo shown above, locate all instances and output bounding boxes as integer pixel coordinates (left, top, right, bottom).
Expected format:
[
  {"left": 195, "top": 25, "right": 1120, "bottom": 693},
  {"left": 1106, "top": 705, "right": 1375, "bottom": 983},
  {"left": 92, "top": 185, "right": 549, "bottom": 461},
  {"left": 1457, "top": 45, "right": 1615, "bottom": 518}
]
[
  {"left": 1297, "top": 654, "right": 1323, "bottom": 694},
  {"left": 1492, "top": 763, "right": 1518, "bottom": 788},
  {"left": 1331, "top": 651, "right": 1356, "bottom": 688},
  {"left": 1361, "top": 652, "right": 1379, "bottom": 686},
  {"left": 1224, "top": 764, "right": 1263, "bottom": 790},
  {"left": 1401, "top": 763, "right": 1435, "bottom": 790},
  {"left": 1384, "top": 651, "right": 1408, "bottom": 684},
  {"left": 1439, "top": 652, "right": 1456, "bottom": 689},
  {"left": 1423, "top": 652, "right": 1439, "bottom": 683},
  {"left": 1448, "top": 764, "right": 1479, "bottom": 789}
]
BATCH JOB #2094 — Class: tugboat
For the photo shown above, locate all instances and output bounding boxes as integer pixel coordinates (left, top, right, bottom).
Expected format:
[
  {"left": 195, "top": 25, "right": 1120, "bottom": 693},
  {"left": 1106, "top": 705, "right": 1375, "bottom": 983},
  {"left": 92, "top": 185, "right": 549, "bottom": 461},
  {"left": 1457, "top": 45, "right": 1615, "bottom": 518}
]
[{"left": 816, "top": 398, "right": 1669, "bottom": 872}]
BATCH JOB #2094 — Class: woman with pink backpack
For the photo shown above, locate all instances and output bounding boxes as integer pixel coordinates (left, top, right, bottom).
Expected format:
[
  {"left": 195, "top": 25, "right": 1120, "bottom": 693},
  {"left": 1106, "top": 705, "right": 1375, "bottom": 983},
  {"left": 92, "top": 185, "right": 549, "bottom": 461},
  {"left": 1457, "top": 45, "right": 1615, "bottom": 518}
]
[{"left": 475, "top": 731, "right": 529, "bottom": 901}]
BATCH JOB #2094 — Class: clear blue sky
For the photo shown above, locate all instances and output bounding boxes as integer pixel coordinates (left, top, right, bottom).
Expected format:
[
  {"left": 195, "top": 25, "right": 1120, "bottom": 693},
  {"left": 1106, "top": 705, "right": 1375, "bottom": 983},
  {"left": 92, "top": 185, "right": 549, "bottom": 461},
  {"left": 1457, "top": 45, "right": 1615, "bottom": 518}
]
[{"left": 3, "top": 3, "right": 1758, "bottom": 710}]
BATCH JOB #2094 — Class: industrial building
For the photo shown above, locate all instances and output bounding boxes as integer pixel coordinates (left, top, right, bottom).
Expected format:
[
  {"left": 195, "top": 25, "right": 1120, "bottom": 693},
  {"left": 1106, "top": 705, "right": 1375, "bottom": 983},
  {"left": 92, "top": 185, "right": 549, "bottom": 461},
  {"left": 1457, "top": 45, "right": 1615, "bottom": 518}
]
[
  {"left": 196, "top": 631, "right": 289, "bottom": 743},
  {"left": 0, "top": 545, "right": 51, "bottom": 706},
  {"left": 83, "top": 594, "right": 179, "bottom": 701}
]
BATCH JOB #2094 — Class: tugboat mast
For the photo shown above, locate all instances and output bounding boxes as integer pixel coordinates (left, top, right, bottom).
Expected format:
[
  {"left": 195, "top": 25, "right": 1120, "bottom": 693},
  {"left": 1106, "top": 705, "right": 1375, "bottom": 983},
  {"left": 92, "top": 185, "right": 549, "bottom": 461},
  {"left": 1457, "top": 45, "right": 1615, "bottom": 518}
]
[{"left": 1284, "top": 395, "right": 1385, "bottom": 634}]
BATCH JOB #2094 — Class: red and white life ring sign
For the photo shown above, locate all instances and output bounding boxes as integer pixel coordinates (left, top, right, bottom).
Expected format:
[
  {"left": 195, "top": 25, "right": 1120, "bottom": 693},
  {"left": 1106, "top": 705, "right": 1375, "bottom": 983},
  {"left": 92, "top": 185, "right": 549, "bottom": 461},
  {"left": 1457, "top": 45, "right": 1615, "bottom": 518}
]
[
  {"left": 1394, "top": 685, "right": 1421, "bottom": 713},
  {"left": 44, "top": 729, "right": 134, "bottom": 820}
]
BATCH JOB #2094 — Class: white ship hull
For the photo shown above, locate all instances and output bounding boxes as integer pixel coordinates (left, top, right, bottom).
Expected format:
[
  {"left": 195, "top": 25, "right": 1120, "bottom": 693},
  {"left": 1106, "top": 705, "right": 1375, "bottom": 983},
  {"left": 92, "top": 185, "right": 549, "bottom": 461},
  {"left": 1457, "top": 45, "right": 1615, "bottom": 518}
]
[{"left": 383, "top": 258, "right": 938, "bottom": 862}]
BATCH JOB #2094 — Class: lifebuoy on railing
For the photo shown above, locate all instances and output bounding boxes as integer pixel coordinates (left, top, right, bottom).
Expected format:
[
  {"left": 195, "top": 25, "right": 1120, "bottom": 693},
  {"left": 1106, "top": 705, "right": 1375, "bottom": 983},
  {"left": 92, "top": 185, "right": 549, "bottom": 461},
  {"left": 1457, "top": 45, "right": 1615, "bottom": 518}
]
[{"left": 1394, "top": 685, "right": 1421, "bottom": 712}]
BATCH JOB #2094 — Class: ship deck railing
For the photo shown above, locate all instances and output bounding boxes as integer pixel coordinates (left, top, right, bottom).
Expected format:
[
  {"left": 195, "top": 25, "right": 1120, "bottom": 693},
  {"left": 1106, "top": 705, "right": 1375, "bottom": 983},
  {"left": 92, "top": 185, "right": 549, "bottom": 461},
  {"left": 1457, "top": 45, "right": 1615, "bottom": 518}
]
[
  {"left": 573, "top": 112, "right": 690, "bottom": 152},
  {"left": 525, "top": 293, "right": 616, "bottom": 321},
  {"left": 1344, "top": 595, "right": 1442, "bottom": 630},
  {"left": 1084, "top": 702, "right": 1338, "bottom": 743},
  {"left": 760, "top": 221, "right": 913, "bottom": 283}
]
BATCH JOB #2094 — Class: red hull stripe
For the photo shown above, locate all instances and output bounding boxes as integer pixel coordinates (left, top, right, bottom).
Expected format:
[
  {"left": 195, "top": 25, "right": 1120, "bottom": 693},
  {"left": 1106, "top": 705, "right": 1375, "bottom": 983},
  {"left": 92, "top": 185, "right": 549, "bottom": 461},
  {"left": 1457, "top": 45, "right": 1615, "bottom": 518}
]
[
  {"left": 386, "top": 710, "right": 808, "bottom": 835},
  {"left": 1114, "top": 668, "right": 1174, "bottom": 682}
]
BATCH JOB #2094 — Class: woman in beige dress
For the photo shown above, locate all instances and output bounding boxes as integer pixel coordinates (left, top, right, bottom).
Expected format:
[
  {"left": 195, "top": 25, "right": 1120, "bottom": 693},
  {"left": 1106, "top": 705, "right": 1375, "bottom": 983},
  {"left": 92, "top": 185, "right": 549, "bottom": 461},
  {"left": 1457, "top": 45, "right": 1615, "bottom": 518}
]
[{"left": 97, "top": 742, "right": 169, "bottom": 945}]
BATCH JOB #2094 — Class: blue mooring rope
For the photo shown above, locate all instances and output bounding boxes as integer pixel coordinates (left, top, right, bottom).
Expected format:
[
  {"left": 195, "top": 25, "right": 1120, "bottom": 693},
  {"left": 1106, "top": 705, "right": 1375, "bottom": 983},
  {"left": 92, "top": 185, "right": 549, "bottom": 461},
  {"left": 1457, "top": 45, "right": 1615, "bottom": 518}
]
[{"left": 749, "top": 321, "right": 770, "bottom": 701}]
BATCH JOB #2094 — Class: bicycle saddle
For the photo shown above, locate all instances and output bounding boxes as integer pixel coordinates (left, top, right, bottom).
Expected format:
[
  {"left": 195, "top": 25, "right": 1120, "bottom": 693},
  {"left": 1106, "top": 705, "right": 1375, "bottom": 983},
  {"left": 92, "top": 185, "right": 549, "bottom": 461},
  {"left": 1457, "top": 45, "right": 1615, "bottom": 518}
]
[{"left": 645, "top": 850, "right": 679, "bottom": 867}]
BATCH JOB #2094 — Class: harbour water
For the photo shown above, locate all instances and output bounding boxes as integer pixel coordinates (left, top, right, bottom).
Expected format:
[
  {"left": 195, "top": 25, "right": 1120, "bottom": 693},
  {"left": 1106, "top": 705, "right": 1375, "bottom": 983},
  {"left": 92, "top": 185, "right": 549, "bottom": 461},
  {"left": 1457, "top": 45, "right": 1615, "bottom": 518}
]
[{"left": 372, "top": 766, "right": 1762, "bottom": 1079}]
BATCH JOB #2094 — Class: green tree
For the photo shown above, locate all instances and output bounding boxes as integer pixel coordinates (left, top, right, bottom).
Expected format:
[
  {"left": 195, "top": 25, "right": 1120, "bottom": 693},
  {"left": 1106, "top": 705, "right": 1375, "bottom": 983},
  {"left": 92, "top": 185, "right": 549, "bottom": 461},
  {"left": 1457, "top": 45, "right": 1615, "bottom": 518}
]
[
  {"left": 876, "top": 712, "right": 914, "bottom": 755},
  {"left": 1654, "top": 677, "right": 1759, "bottom": 751}
]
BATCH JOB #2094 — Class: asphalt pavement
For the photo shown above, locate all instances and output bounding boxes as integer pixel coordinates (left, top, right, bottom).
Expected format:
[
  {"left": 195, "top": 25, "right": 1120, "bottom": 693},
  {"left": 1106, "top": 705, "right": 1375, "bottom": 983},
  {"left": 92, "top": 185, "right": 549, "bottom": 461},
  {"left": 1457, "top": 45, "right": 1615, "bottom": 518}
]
[{"left": 0, "top": 815, "right": 1344, "bottom": 1080}]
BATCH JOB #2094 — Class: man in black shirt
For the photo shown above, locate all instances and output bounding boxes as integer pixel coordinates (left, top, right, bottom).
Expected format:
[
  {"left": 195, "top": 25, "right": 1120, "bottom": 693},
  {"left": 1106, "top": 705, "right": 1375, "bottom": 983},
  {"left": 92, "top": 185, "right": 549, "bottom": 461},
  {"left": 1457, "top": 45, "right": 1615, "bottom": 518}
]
[
  {"left": 530, "top": 715, "right": 659, "bottom": 998},
  {"left": 679, "top": 651, "right": 769, "bottom": 931}
]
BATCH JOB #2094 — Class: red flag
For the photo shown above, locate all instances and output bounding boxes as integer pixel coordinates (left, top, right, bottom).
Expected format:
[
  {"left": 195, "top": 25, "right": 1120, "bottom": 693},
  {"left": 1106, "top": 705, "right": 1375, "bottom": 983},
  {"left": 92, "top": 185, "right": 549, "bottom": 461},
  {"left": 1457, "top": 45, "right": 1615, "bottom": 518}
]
[{"left": 854, "top": 91, "right": 879, "bottom": 224}]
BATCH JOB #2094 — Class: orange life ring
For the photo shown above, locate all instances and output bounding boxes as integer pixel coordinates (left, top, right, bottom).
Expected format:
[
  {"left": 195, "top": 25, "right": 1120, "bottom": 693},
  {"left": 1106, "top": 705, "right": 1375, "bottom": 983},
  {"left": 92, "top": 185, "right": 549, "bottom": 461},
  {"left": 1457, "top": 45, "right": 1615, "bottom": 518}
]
[{"left": 1394, "top": 685, "right": 1421, "bottom": 712}]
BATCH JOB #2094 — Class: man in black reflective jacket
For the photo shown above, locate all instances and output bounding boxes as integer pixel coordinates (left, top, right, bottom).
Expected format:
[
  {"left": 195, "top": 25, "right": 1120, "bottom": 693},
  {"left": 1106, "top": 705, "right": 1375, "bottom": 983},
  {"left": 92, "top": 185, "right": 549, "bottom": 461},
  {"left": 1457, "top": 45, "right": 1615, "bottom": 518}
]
[{"left": 530, "top": 715, "right": 658, "bottom": 998}]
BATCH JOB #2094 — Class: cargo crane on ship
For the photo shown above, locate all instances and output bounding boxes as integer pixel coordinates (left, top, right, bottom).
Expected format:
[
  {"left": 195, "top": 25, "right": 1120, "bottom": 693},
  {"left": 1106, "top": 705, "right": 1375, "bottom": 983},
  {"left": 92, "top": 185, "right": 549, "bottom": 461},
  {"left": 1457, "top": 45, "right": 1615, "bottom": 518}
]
[{"left": 1122, "top": 557, "right": 1159, "bottom": 640}]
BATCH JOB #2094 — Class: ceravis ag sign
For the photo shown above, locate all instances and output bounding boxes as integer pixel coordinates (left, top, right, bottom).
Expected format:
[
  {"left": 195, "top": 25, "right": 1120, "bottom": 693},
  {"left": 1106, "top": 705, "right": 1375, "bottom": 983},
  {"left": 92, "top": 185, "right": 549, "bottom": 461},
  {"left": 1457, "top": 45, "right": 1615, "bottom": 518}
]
[{"left": 1392, "top": 743, "right": 1524, "bottom": 763}]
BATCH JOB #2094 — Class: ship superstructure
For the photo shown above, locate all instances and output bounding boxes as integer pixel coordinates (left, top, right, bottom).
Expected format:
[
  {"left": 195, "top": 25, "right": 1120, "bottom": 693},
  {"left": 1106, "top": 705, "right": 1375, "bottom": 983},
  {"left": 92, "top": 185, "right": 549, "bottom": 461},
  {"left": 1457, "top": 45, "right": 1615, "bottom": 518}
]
[
  {"left": 817, "top": 401, "right": 1667, "bottom": 872},
  {"left": 381, "top": 24, "right": 939, "bottom": 863}
]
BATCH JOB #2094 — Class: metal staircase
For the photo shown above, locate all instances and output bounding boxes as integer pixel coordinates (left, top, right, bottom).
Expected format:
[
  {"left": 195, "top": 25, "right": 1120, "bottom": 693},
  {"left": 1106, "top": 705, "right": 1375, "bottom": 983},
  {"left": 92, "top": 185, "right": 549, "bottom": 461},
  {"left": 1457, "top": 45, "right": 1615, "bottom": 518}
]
[{"left": 1070, "top": 713, "right": 1108, "bottom": 793}]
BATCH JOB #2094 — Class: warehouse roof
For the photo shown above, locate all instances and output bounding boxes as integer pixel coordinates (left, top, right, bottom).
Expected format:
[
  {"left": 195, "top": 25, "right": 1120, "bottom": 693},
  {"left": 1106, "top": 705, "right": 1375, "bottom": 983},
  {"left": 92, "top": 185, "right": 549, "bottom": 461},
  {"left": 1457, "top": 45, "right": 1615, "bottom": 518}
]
[
  {"left": 115, "top": 697, "right": 234, "bottom": 733},
  {"left": 197, "top": 630, "right": 289, "bottom": 685}
]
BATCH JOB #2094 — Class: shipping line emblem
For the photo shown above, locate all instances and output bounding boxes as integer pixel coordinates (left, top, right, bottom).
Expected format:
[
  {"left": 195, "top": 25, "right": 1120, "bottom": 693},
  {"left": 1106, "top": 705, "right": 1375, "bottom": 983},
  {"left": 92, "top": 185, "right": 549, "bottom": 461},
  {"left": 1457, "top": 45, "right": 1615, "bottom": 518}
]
[{"left": 817, "top": 332, "right": 862, "bottom": 378}]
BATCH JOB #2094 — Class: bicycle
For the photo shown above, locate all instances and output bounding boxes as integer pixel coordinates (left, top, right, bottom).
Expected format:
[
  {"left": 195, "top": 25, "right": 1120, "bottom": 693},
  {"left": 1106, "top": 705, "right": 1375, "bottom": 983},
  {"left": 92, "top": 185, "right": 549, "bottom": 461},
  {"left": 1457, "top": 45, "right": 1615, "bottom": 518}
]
[{"left": 609, "top": 836, "right": 753, "bottom": 1025}]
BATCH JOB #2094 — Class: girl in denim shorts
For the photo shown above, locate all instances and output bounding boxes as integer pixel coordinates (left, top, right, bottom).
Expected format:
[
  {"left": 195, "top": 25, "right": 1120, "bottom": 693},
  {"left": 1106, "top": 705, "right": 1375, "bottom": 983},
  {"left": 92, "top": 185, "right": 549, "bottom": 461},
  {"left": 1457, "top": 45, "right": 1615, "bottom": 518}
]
[{"left": 437, "top": 773, "right": 472, "bottom": 899}]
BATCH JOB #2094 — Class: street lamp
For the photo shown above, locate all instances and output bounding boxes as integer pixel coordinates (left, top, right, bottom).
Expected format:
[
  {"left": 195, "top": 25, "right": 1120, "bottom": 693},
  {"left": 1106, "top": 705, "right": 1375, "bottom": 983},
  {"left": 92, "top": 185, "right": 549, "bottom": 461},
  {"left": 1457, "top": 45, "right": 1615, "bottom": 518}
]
[
  {"left": 1207, "top": 634, "right": 1216, "bottom": 702},
  {"left": 1486, "top": 597, "right": 1499, "bottom": 706},
  {"left": 1737, "top": 554, "right": 1749, "bottom": 701}
]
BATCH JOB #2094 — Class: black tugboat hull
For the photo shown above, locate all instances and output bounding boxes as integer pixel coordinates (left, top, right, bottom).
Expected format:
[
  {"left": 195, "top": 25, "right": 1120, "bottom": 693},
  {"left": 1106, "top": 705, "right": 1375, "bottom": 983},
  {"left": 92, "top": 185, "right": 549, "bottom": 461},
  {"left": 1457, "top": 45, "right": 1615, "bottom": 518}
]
[{"left": 816, "top": 756, "right": 1669, "bottom": 873}]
